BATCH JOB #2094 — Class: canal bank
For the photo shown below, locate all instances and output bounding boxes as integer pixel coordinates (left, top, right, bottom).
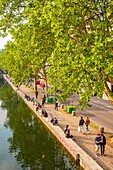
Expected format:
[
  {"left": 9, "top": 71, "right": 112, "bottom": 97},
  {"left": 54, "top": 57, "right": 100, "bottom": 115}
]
[
  {"left": 0, "top": 78, "right": 77, "bottom": 170},
  {"left": 3, "top": 74, "right": 112, "bottom": 170}
]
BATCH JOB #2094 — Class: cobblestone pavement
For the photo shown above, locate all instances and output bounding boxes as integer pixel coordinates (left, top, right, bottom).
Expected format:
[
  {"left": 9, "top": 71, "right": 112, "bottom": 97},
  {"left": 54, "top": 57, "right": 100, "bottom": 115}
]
[{"left": 4, "top": 75, "right": 113, "bottom": 170}]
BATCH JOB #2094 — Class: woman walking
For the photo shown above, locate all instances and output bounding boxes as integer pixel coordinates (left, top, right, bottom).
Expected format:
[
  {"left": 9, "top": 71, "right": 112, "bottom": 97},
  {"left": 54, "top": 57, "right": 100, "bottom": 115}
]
[{"left": 85, "top": 117, "right": 90, "bottom": 133}]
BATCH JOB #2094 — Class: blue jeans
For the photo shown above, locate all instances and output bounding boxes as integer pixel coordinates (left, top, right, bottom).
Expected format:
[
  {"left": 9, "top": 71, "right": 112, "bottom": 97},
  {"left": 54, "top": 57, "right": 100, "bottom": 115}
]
[{"left": 86, "top": 124, "right": 89, "bottom": 131}]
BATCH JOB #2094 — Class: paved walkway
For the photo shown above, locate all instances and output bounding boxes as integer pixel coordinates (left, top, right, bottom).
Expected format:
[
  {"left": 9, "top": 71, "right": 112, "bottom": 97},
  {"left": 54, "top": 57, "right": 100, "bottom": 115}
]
[
  {"left": 63, "top": 95, "right": 113, "bottom": 133},
  {"left": 4, "top": 75, "right": 113, "bottom": 170}
]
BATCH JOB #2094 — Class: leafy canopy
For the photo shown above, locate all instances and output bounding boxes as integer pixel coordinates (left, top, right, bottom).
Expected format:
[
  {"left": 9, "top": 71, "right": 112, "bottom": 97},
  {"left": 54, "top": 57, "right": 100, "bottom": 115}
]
[{"left": 0, "top": 0, "right": 113, "bottom": 107}]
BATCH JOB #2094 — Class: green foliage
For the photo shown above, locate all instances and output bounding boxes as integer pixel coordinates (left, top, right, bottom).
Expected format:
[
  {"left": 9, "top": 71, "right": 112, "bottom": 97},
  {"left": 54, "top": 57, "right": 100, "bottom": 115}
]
[{"left": 0, "top": 0, "right": 113, "bottom": 107}]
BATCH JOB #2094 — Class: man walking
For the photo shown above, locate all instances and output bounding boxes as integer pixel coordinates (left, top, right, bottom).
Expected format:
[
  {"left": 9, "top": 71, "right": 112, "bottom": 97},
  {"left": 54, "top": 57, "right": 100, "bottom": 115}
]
[
  {"left": 42, "top": 95, "right": 46, "bottom": 107},
  {"left": 100, "top": 133, "right": 106, "bottom": 156},
  {"left": 55, "top": 99, "right": 59, "bottom": 111},
  {"left": 78, "top": 117, "right": 85, "bottom": 133},
  {"left": 35, "top": 90, "right": 38, "bottom": 99}
]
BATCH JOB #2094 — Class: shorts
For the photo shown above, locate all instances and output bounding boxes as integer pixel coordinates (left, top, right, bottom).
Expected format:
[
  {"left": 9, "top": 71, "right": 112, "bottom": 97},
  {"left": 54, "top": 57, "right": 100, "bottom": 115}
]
[{"left": 95, "top": 145, "right": 99, "bottom": 152}]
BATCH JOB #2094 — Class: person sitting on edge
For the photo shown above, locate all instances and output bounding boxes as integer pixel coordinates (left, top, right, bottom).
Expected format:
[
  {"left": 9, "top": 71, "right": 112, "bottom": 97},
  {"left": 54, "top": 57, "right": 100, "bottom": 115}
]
[
  {"left": 36, "top": 105, "right": 42, "bottom": 113},
  {"left": 38, "top": 103, "right": 42, "bottom": 108},
  {"left": 43, "top": 110, "right": 48, "bottom": 117},
  {"left": 25, "top": 94, "right": 31, "bottom": 101},
  {"left": 34, "top": 101, "right": 37, "bottom": 106},
  {"left": 64, "top": 125, "right": 69, "bottom": 134},
  {"left": 36, "top": 106, "right": 39, "bottom": 111},
  {"left": 48, "top": 114, "right": 54, "bottom": 123},
  {"left": 31, "top": 97, "right": 34, "bottom": 102},
  {"left": 65, "top": 129, "right": 73, "bottom": 139},
  {"left": 42, "top": 109, "right": 48, "bottom": 117},
  {"left": 53, "top": 118, "right": 58, "bottom": 125},
  {"left": 25, "top": 94, "right": 28, "bottom": 99},
  {"left": 38, "top": 107, "right": 42, "bottom": 114}
]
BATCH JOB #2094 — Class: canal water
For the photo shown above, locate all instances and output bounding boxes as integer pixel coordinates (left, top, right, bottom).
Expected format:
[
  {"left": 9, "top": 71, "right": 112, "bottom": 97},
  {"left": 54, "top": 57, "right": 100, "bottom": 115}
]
[{"left": 0, "top": 78, "right": 77, "bottom": 170}]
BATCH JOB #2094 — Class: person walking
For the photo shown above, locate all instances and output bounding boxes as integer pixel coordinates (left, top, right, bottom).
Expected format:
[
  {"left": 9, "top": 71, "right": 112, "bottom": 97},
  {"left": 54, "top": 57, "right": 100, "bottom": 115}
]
[
  {"left": 85, "top": 117, "right": 90, "bottom": 133},
  {"left": 78, "top": 117, "right": 85, "bottom": 133},
  {"left": 35, "top": 90, "right": 38, "bottom": 99},
  {"left": 55, "top": 99, "right": 59, "bottom": 111},
  {"left": 94, "top": 133, "right": 101, "bottom": 157},
  {"left": 42, "top": 95, "right": 46, "bottom": 107},
  {"left": 42, "top": 84, "right": 45, "bottom": 90},
  {"left": 100, "top": 133, "right": 106, "bottom": 156}
]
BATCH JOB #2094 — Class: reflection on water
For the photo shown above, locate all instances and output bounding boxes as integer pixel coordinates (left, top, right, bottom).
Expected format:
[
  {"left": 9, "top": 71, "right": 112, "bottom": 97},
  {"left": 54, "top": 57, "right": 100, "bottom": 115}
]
[{"left": 0, "top": 78, "right": 76, "bottom": 170}]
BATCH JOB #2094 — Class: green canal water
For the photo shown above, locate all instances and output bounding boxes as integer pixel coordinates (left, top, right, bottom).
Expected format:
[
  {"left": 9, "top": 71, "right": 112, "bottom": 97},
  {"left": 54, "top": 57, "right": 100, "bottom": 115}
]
[{"left": 0, "top": 78, "right": 78, "bottom": 170}]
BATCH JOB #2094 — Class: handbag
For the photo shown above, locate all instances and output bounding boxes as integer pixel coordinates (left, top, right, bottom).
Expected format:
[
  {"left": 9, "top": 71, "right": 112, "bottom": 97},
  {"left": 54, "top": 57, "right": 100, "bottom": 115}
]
[{"left": 78, "top": 126, "right": 80, "bottom": 132}]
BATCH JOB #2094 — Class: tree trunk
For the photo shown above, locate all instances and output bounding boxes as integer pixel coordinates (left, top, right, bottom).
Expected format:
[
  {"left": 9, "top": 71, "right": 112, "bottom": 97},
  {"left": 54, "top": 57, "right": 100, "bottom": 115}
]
[
  {"left": 45, "top": 78, "right": 49, "bottom": 97},
  {"left": 104, "top": 82, "right": 113, "bottom": 104},
  {"left": 34, "top": 77, "right": 37, "bottom": 91}
]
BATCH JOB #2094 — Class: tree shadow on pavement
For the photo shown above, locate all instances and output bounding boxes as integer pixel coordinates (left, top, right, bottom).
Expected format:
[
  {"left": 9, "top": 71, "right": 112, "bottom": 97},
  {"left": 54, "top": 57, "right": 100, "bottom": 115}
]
[{"left": 105, "top": 154, "right": 113, "bottom": 158}]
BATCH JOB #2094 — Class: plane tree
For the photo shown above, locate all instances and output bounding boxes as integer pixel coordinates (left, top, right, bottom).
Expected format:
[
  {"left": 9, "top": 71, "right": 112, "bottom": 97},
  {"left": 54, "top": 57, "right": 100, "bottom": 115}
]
[
  {"left": 45, "top": 0, "right": 113, "bottom": 107},
  {"left": 1, "top": 0, "right": 113, "bottom": 107},
  {"left": 1, "top": 0, "right": 55, "bottom": 91}
]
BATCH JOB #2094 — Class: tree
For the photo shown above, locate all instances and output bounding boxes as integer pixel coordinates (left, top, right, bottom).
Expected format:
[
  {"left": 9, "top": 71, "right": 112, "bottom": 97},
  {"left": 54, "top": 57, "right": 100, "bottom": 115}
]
[
  {"left": 46, "top": 0, "right": 113, "bottom": 107},
  {"left": 1, "top": 0, "right": 113, "bottom": 107},
  {"left": 1, "top": 0, "right": 55, "bottom": 91}
]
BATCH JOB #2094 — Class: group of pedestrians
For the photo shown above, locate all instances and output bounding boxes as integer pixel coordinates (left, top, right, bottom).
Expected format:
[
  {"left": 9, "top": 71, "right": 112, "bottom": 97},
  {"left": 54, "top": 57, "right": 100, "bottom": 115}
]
[
  {"left": 95, "top": 133, "right": 106, "bottom": 157},
  {"left": 27, "top": 84, "right": 108, "bottom": 159},
  {"left": 34, "top": 89, "right": 108, "bottom": 158},
  {"left": 35, "top": 87, "right": 107, "bottom": 158},
  {"left": 48, "top": 114, "right": 58, "bottom": 125},
  {"left": 78, "top": 116, "right": 90, "bottom": 134},
  {"left": 35, "top": 89, "right": 46, "bottom": 106},
  {"left": 78, "top": 116, "right": 106, "bottom": 157}
]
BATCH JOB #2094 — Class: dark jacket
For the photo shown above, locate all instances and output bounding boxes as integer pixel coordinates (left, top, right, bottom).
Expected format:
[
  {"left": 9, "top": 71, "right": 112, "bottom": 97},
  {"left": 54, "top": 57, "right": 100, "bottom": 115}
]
[
  {"left": 79, "top": 119, "right": 85, "bottom": 126},
  {"left": 100, "top": 135, "right": 106, "bottom": 145}
]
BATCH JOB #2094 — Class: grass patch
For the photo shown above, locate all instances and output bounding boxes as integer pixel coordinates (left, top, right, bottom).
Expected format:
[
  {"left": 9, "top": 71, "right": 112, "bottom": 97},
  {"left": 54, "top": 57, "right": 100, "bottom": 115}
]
[
  {"left": 25, "top": 85, "right": 30, "bottom": 88},
  {"left": 88, "top": 103, "right": 92, "bottom": 107},
  {"left": 89, "top": 123, "right": 98, "bottom": 130},
  {"left": 24, "top": 85, "right": 29, "bottom": 88},
  {"left": 31, "top": 89, "right": 35, "bottom": 92},
  {"left": 107, "top": 135, "right": 113, "bottom": 148},
  {"left": 108, "top": 134, "right": 113, "bottom": 138},
  {"left": 59, "top": 108, "right": 69, "bottom": 114}
]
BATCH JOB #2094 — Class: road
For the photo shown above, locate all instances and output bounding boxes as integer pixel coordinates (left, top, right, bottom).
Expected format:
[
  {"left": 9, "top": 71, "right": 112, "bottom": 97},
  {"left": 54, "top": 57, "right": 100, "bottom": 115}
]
[{"left": 65, "top": 95, "right": 113, "bottom": 132}]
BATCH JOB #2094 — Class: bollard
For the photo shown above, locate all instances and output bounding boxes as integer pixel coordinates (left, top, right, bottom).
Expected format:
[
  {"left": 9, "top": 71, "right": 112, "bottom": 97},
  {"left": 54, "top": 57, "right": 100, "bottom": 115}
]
[
  {"left": 76, "top": 154, "right": 80, "bottom": 169},
  {"left": 61, "top": 104, "right": 64, "bottom": 109},
  {"left": 99, "top": 126, "right": 104, "bottom": 133},
  {"left": 72, "top": 110, "right": 76, "bottom": 116}
]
